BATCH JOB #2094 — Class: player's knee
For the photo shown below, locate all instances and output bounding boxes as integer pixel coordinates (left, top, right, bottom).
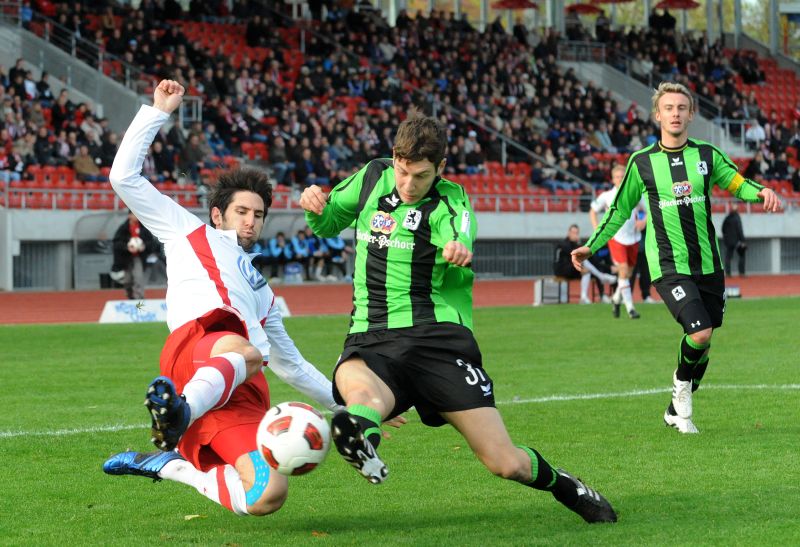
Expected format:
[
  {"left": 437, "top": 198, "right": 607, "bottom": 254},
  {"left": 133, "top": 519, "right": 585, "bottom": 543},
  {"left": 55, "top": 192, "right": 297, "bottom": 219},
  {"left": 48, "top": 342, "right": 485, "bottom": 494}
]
[
  {"left": 481, "top": 453, "right": 525, "bottom": 481},
  {"left": 242, "top": 345, "right": 264, "bottom": 378},
  {"left": 247, "top": 490, "right": 287, "bottom": 516},
  {"left": 689, "top": 328, "right": 713, "bottom": 346}
]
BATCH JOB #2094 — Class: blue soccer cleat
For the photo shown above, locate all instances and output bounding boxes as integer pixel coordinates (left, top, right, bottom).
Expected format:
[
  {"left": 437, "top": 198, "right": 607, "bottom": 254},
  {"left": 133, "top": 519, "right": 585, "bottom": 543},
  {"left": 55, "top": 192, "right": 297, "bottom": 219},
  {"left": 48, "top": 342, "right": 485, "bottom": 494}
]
[
  {"left": 144, "top": 376, "right": 191, "bottom": 452},
  {"left": 103, "top": 450, "right": 185, "bottom": 481}
]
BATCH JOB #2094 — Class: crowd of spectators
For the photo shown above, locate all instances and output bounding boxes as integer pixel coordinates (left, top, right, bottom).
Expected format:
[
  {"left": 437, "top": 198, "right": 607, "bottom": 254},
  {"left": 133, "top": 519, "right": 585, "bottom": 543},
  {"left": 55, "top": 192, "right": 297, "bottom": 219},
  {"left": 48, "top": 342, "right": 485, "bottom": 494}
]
[
  {"left": 0, "top": 57, "right": 123, "bottom": 184},
  {"left": 6, "top": 0, "right": 800, "bottom": 202},
  {"left": 252, "top": 225, "right": 354, "bottom": 283}
]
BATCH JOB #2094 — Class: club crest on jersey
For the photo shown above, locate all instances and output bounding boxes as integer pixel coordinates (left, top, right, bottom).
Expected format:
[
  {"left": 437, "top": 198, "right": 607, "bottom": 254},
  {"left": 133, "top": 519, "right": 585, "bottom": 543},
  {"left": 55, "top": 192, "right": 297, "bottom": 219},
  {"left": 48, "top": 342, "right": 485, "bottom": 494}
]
[
  {"left": 696, "top": 161, "right": 708, "bottom": 175},
  {"left": 672, "top": 181, "right": 693, "bottom": 197},
  {"left": 670, "top": 156, "right": 684, "bottom": 167},
  {"left": 402, "top": 209, "right": 422, "bottom": 231},
  {"left": 237, "top": 255, "right": 267, "bottom": 290},
  {"left": 370, "top": 211, "right": 397, "bottom": 234}
]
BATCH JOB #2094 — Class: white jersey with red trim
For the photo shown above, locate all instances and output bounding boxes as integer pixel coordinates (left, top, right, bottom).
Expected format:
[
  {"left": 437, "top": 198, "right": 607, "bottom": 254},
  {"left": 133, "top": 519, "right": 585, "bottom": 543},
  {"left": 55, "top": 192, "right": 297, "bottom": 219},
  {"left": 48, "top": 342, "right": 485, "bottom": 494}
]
[
  {"left": 110, "top": 105, "right": 338, "bottom": 410},
  {"left": 591, "top": 188, "right": 646, "bottom": 246}
]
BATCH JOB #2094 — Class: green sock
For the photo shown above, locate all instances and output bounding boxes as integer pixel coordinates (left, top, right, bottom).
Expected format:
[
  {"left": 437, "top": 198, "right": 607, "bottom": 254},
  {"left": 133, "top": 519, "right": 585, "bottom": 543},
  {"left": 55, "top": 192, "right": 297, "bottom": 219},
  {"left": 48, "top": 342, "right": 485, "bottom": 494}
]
[
  {"left": 676, "top": 334, "right": 709, "bottom": 381},
  {"left": 348, "top": 404, "right": 382, "bottom": 448},
  {"left": 692, "top": 352, "right": 710, "bottom": 392},
  {"left": 517, "top": 445, "right": 557, "bottom": 491}
]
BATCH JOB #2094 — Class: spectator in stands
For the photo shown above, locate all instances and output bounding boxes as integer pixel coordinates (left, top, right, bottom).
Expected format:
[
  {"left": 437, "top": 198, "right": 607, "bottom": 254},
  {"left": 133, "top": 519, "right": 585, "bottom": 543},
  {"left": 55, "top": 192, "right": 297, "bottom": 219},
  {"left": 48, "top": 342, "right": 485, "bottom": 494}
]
[
  {"left": 72, "top": 144, "right": 102, "bottom": 181},
  {"left": 324, "top": 235, "right": 354, "bottom": 280},
  {"left": 50, "top": 90, "right": 72, "bottom": 131},
  {"left": 294, "top": 148, "right": 329, "bottom": 188},
  {"left": 267, "top": 136, "right": 293, "bottom": 185},
  {"left": 593, "top": 120, "right": 616, "bottom": 153},
  {"left": 98, "top": 132, "right": 119, "bottom": 168},
  {"left": 267, "top": 231, "right": 293, "bottom": 280},
  {"left": 743, "top": 150, "right": 770, "bottom": 180},
  {"left": 464, "top": 142, "right": 486, "bottom": 174},
  {"left": 111, "top": 210, "right": 157, "bottom": 300},
  {"left": 769, "top": 151, "right": 791, "bottom": 180},
  {"left": 291, "top": 229, "right": 313, "bottom": 281},
  {"left": 179, "top": 133, "right": 206, "bottom": 183},
  {"left": 33, "top": 126, "right": 56, "bottom": 165},
  {"left": 0, "top": 146, "right": 23, "bottom": 183}
]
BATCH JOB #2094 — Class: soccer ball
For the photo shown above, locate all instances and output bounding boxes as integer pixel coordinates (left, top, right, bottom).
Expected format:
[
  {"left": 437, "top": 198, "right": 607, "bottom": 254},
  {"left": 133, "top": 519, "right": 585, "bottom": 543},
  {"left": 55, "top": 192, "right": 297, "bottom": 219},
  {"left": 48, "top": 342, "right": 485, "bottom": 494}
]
[
  {"left": 127, "top": 236, "right": 145, "bottom": 254},
  {"left": 256, "top": 402, "right": 330, "bottom": 476}
]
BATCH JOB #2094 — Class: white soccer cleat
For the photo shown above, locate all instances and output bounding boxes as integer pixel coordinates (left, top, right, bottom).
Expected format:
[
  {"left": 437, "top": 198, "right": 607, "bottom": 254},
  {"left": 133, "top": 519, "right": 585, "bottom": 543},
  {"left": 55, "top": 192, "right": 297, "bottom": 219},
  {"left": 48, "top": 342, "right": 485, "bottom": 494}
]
[
  {"left": 580, "top": 296, "right": 592, "bottom": 305},
  {"left": 664, "top": 410, "right": 699, "bottom": 434},
  {"left": 671, "top": 370, "right": 693, "bottom": 418},
  {"left": 602, "top": 273, "right": 618, "bottom": 285}
]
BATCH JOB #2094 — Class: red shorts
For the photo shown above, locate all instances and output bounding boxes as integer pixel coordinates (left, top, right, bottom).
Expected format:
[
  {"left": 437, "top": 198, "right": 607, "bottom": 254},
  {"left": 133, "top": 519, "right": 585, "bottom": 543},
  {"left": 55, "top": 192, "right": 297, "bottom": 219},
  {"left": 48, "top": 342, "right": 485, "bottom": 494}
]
[
  {"left": 159, "top": 308, "right": 270, "bottom": 471},
  {"left": 607, "top": 239, "right": 639, "bottom": 267}
]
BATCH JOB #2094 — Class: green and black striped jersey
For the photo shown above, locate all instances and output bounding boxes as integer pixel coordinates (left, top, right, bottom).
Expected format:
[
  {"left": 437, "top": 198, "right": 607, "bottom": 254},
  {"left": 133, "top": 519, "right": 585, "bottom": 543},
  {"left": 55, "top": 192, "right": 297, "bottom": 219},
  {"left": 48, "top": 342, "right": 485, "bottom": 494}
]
[
  {"left": 587, "top": 139, "right": 764, "bottom": 281},
  {"left": 305, "top": 159, "right": 477, "bottom": 334}
]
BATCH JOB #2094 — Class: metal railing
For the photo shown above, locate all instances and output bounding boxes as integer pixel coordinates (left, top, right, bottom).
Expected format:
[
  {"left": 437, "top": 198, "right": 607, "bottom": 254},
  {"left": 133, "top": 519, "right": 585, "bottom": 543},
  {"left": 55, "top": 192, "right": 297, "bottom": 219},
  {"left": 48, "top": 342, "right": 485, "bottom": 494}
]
[{"left": 0, "top": 1, "right": 153, "bottom": 94}]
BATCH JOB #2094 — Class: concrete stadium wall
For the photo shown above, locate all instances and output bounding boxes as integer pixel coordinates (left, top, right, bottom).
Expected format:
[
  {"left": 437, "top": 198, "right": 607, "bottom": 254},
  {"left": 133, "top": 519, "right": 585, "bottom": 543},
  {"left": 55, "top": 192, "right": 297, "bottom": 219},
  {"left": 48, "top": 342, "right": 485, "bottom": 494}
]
[{"left": 2, "top": 208, "right": 799, "bottom": 291}]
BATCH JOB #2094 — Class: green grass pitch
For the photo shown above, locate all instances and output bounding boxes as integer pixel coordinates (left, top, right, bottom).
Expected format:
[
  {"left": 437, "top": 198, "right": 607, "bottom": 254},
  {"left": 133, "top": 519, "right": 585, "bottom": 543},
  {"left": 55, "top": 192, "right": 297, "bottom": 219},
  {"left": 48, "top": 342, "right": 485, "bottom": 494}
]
[{"left": 1, "top": 298, "right": 798, "bottom": 545}]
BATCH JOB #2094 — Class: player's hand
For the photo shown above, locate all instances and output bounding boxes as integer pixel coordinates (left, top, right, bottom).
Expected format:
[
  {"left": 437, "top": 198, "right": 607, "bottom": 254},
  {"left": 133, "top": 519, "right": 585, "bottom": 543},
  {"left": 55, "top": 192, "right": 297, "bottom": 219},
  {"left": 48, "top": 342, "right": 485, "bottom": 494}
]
[
  {"left": 153, "top": 79, "right": 185, "bottom": 115},
  {"left": 757, "top": 188, "right": 782, "bottom": 212},
  {"left": 379, "top": 415, "right": 408, "bottom": 440},
  {"left": 299, "top": 185, "right": 328, "bottom": 215},
  {"left": 442, "top": 241, "right": 472, "bottom": 267},
  {"left": 571, "top": 246, "right": 592, "bottom": 271}
]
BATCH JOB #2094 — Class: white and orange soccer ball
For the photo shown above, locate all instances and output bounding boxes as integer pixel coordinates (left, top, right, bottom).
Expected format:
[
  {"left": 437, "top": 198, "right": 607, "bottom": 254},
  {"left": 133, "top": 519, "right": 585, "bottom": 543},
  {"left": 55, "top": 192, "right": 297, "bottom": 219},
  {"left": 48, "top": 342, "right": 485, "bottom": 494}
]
[{"left": 256, "top": 402, "right": 330, "bottom": 476}]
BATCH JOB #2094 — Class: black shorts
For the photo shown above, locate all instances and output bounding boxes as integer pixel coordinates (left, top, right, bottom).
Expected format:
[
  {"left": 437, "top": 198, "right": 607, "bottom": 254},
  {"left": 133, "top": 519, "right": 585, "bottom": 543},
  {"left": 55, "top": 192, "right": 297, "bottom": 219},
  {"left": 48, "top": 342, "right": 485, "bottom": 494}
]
[
  {"left": 653, "top": 272, "right": 726, "bottom": 334},
  {"left": 333, "top": 323, "right": 495, "bottom": 427}
]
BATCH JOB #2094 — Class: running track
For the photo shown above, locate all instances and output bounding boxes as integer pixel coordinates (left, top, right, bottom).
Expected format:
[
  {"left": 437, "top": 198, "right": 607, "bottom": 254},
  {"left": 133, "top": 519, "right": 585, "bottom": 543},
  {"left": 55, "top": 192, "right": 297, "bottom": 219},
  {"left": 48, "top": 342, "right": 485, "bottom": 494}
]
[{"left": 1, "top": 275, "right": 799, "bottom": 325}]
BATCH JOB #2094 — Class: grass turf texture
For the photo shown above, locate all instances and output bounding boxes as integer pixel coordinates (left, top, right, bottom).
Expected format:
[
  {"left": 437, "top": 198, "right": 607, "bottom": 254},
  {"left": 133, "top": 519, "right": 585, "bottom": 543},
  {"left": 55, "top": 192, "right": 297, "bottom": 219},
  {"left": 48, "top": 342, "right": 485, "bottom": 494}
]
[{"left": 1, "top": 297, "right": 798, "bottom": 545}]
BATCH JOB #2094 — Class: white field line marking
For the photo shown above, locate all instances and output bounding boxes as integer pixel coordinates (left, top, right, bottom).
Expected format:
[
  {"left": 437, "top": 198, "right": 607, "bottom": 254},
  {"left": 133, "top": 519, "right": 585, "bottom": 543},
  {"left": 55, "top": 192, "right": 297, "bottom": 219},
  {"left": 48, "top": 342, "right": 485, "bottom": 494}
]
[{"left": 1, "top": 384, "right": 798, "bottom": 440}]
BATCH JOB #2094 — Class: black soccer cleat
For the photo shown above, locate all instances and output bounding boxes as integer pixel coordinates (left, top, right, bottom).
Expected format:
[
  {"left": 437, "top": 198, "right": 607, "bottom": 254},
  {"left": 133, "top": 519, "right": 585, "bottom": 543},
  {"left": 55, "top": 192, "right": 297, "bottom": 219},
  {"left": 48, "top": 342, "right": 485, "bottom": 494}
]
[
  {"left": 145, "top": 376, "right": 191, "bottom": 452},
  {"left": 628, "top": 309, "right": 641, "bottom": 319},
  {"left": 553, "top": 469, "right": 618, "bottom": 523},
  {"left": 331, "top": 411, "right": 388, "bottom": 484}
]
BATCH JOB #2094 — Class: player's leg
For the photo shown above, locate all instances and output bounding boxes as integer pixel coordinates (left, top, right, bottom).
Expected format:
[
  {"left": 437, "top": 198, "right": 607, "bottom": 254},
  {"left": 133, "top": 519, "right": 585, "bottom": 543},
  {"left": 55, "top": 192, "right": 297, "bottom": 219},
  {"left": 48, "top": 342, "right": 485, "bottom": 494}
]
[
  {"left": 443, "top": 407, "right": 616, "bottom": 523},
  {"left": 148, "top": 329, "right": 263, "bottom": 451},
  {"left": 654, "top": 275, "right": 717, "bottom": 433},
  {"left": 331, "top": 356, "right": 397, "bottom": 483},
  {"left": 104, "top": 423, "right": 288, "bottom": 516},
  {"left": 608, "top": 241, "right": 638, "bottom": 318}
]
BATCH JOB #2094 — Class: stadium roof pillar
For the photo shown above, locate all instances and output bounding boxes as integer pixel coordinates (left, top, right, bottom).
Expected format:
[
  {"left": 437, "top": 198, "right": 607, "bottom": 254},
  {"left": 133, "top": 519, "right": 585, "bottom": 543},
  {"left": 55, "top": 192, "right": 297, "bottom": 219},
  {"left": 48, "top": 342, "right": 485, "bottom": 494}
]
[
  {"left": 733, "top": 0, "right": 742, "bottom": 48},
  {"left": 643, "top": 0, "right": 651, "bottom": 28},
  {"left": 770, "top": 0, "right": 779, "bottom": 55}
]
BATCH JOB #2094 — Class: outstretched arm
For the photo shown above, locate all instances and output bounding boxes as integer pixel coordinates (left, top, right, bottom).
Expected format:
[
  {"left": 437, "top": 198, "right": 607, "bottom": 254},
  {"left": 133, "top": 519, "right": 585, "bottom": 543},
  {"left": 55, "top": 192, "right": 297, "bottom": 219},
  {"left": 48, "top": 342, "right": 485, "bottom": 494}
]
[{"left": 109, "top": 79, "right": 199, "bottom": 242}]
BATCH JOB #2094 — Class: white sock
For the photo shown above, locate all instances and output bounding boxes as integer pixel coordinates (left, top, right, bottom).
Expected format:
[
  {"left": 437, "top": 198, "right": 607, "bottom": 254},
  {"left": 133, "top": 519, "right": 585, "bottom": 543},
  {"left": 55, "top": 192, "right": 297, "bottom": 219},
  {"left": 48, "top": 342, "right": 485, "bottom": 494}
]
[
  {"left": 582, "top": 260, "right": 603, "bottom": 279},
  {"left": 619, "top": 279, "right": 634, "bottom": 311},
  {"left": 182, "top": 352, "right": 247, "bottom": 424},
  {"left": 160, "top": 459, "right": 249, "bottom": 515},
  {"left": 580, "top": 273, "right": 591, "bottom": 300}
]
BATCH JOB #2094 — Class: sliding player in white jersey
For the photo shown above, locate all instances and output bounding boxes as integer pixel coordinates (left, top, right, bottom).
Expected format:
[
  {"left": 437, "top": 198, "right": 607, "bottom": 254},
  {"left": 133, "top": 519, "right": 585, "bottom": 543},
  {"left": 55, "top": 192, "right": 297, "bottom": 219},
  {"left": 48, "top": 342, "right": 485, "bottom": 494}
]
[{"left": 102, "top": 80, "right": 345, "bottom": 516}]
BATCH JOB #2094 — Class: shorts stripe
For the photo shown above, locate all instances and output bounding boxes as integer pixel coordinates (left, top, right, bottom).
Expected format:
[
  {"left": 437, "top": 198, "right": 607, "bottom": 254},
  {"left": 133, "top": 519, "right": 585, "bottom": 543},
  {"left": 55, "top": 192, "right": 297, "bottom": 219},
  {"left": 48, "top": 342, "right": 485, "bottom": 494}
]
[{"left": 216, "top": 466, "right": 233, "bottom": 511}]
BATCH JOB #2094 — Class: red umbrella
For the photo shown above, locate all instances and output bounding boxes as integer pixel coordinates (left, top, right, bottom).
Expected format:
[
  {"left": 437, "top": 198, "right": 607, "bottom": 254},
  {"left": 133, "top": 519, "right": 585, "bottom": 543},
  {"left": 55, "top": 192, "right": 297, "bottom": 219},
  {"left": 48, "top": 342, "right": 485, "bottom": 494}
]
[
  {"left": 491, "top": 0, "right": 538, "bottom": 9},
  {"left": 654, "top": 0, "right": 700, "bottom": 8},
  {"left": 566, "top": 3, "right": 604, "bottom": 14}
]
